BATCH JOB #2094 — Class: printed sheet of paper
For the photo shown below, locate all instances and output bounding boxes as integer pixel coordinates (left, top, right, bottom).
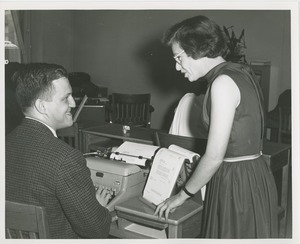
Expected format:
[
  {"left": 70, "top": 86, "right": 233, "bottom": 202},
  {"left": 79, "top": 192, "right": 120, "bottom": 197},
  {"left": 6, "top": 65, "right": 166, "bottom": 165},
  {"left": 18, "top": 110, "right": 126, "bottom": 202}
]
[
  {"left": 110, "top": 141, "right": 159, "bottom": 166},
  {"left": 142, "top": 148, "right": 185, "bottom": 206}
]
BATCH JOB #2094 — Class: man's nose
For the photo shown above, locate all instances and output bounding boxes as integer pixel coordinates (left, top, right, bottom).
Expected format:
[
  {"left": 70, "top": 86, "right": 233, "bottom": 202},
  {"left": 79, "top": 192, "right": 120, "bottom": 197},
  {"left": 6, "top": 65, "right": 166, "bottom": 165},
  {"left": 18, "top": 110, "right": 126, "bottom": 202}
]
[{"left": 69, "top": 97, "right": 76, "bottom": 108}]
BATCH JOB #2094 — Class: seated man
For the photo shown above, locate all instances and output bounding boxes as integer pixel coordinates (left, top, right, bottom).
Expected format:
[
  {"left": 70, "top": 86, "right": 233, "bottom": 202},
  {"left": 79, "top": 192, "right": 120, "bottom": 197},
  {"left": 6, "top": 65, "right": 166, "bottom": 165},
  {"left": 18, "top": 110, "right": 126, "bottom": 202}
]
[{"left": 6, "top": 63, "right": 111, "bottom": 238}]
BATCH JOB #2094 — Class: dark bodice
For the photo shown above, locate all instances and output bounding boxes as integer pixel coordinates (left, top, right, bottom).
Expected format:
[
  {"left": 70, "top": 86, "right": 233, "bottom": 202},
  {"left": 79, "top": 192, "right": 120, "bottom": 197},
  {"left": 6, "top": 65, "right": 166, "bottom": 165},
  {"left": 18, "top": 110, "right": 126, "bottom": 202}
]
[{"left": 202, "top": 62, "right": 264, "bottom": 157}]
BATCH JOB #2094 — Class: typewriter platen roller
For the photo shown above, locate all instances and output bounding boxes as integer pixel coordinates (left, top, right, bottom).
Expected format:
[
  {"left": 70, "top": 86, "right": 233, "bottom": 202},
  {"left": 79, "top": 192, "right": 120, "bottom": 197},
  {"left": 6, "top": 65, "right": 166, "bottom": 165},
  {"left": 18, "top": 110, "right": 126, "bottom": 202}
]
[{"left": 86, "top": 156, "right": 147, "bottom": 212}]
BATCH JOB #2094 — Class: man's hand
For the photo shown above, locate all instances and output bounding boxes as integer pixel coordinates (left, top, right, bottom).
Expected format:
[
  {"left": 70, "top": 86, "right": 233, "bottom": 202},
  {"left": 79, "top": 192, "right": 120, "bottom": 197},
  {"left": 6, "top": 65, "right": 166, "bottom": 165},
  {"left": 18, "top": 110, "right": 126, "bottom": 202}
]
[{"left": 95, "top": 187, "right": 112, "bottom": 207}]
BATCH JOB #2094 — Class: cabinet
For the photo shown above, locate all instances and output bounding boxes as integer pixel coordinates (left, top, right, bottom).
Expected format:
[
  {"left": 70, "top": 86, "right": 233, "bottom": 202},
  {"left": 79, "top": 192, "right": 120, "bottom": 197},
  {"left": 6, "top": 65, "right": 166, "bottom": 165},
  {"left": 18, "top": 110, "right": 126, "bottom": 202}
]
[
  {"left": 110, "top": 196, "right": 203, "bottom": 238},
  {"left": 251, "top": 63, "right": 271, "bottom": 112}
]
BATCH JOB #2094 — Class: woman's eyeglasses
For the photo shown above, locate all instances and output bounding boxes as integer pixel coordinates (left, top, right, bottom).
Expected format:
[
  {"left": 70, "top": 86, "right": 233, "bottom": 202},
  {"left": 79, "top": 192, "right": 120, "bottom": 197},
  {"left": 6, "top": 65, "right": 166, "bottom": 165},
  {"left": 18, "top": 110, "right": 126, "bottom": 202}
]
[{"left": 173, "top": 50, "right": 185, "bottom": 64}]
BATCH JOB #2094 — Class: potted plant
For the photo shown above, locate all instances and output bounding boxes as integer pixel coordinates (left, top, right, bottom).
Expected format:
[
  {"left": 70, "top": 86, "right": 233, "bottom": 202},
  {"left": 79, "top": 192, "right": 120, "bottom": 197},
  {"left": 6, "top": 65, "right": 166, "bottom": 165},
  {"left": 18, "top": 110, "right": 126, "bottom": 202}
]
[{"left": 223, "top": 26, "right": 247, "bottom": 64}]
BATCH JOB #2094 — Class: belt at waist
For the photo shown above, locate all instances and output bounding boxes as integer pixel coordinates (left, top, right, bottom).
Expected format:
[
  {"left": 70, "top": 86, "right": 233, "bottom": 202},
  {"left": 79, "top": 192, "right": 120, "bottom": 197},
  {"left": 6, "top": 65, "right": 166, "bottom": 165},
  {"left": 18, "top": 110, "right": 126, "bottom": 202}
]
[{"left": 223, "top": 151, "right": 262, "bottom": 162}]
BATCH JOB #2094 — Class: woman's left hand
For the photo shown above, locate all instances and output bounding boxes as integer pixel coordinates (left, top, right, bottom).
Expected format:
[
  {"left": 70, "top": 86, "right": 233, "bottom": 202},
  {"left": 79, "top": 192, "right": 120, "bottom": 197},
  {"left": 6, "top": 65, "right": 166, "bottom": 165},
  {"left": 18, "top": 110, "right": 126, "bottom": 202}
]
[{"left": 154, "top": 192, "right": 186, "bottom": 220}]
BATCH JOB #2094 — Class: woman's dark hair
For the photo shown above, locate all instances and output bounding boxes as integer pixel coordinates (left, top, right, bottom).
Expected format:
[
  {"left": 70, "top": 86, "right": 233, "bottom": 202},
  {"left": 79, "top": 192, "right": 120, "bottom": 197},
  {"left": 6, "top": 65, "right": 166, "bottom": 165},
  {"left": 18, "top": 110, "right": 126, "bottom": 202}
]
[
  {"left": 13, "top": 63, "right": 68, "bottom": 112},
  {"left": 163, "top": 15, "right": 227, "bottom": 59}
]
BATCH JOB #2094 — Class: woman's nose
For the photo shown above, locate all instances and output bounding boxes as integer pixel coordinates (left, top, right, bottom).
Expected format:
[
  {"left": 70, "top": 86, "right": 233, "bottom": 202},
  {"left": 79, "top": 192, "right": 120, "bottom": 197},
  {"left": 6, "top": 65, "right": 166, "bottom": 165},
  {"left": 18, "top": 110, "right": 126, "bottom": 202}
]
[{"left": 175, "top": 62, "right": 181, "bottom": 71}]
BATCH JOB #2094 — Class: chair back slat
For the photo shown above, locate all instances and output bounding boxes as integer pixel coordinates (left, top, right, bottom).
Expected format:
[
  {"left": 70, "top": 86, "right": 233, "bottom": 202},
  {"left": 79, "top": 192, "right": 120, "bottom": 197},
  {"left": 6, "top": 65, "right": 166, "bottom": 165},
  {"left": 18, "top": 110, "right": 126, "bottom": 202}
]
[
  {"left": 5, "top": 201, "right": 50, "bottom": 239},
  {"left": 110, "top": 93, "right": 152, "bottom": 127},
  {"left": 278, "top": 106, "right": 291, "bottom": 143}
]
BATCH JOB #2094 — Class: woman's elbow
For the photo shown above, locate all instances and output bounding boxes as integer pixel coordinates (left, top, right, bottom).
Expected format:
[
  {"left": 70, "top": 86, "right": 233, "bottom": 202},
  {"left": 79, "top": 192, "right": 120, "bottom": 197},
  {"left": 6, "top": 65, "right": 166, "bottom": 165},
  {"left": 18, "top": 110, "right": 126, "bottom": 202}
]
[{"left": 203, "top": 151, "right": 225, "bottom": 166}]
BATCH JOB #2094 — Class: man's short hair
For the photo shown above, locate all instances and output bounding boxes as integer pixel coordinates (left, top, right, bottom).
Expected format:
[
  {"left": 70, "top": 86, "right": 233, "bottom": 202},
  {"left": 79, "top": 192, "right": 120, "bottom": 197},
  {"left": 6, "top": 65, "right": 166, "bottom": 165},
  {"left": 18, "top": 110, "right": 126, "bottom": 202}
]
[{"left": 13, "top": 63, "right": 68, "bottom": 112}]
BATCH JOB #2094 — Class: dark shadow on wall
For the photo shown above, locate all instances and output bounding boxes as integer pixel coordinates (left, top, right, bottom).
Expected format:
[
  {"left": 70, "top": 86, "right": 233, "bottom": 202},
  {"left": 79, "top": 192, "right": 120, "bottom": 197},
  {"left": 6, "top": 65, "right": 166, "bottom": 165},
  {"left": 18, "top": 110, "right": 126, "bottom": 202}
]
[
  {"left": 136, "top": 38, "right": 188, "bottom": 93},
  {"left": 135, "top": 38, "right": 208, "bottom": 130}
]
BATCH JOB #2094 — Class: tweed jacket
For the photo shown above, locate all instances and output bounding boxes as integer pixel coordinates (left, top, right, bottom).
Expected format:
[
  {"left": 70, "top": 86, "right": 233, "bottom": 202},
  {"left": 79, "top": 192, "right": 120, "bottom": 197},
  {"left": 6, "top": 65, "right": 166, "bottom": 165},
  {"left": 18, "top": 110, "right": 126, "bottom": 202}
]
[{"left": 6, "top": 118, "right": 111, "bottom": 238}]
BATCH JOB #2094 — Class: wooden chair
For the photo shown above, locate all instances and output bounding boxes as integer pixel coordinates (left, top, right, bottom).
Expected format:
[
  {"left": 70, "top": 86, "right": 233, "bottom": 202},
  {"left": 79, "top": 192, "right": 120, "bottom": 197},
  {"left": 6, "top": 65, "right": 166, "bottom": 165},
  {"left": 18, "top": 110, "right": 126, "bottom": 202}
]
[
  {"left": 266, "top": 89, "right": 291, "bottom": 143},
  {"left": 109, "top": 93, "right": 154, "bottom": 128},
  {"left": 263, "top": 141, "right": 291, "bottom": 238},
  {"left": 88, "top": 93, "right": 155, "bottom": 152},
  {"left": 278, "top": 106, "right": 291, "bottom": 144},
  {"left": 5, "top": 200, "right": 50, "bottom": 239},
  {"left": 57, "top": 122, "right": 80, "bottom": 149}
]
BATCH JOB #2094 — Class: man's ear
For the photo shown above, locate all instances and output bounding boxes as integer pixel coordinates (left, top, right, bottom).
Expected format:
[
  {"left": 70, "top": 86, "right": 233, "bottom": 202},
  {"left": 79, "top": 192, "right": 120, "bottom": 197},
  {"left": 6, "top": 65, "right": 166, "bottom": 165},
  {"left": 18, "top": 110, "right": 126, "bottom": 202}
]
[{"left": 34, "top": 99, "right": 47, "bottom": 114}]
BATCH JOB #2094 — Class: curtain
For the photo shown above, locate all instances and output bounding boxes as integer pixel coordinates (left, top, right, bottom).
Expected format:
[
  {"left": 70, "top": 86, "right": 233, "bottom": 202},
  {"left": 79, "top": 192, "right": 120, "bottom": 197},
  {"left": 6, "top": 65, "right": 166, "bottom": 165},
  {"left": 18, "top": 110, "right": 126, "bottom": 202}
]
[{"left": 10, "top": 10, "right": 30, "bottom": 63}]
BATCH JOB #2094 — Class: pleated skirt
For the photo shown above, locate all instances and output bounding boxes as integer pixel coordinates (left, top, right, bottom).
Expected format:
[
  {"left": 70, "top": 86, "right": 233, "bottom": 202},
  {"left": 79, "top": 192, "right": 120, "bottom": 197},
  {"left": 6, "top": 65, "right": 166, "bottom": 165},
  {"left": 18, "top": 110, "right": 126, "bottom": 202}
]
[{"left": 201, "top": 156, "right": 279, "bottom": 238}]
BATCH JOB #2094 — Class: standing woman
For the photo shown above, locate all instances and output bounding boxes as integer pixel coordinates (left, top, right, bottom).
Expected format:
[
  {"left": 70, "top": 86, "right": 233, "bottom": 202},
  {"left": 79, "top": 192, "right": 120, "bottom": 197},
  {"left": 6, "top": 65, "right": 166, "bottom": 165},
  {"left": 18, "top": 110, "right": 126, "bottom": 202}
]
[{"left": 154, "top": 15, "right": 278, "bottom": 238}]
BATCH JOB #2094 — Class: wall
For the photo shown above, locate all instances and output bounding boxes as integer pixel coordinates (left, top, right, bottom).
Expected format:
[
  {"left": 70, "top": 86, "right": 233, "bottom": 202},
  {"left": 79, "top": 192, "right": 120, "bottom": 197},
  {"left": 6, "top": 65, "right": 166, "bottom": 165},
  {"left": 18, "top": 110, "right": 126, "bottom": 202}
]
[
  {"left": 29, "top": 10, "right": 291, "bottom": 130},
  {"left": 30, "top": 10, "right": 75, "bottom": 72}
]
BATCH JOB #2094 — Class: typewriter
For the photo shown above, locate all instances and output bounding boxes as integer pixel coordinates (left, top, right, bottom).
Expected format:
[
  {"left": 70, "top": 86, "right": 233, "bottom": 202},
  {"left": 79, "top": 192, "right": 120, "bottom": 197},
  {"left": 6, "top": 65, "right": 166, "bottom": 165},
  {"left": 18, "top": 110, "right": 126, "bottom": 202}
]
[{"left": 86, "top": 156, "right": 147, "bottom": 212}]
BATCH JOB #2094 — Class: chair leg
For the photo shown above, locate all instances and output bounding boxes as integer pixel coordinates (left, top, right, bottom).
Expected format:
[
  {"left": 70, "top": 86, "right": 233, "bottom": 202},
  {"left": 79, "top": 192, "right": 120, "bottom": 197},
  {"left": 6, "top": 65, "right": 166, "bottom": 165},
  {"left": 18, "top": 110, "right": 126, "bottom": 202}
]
[{"left": 278, "top": 212, "right": 287, "bottom": 238}]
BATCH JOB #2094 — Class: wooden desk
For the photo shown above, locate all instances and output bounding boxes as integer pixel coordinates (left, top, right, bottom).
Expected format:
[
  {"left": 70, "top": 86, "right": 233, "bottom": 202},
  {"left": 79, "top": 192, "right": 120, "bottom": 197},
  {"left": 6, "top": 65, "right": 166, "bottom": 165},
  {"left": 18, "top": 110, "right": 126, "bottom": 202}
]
[
  {"left": 81, "top": 123, "right": 159, "bottom": 153},
  {"left": 81, "top": 126, "right": 291, "bottom": 238},
  {"left": 57, "top": 121, "right": 103, "bottom": 150},
  {"left": 110, "top": 196, "right": 202, "bottom": 239},
  {"left": 263, "top": 140, "right": 291, "bottom": 172}
]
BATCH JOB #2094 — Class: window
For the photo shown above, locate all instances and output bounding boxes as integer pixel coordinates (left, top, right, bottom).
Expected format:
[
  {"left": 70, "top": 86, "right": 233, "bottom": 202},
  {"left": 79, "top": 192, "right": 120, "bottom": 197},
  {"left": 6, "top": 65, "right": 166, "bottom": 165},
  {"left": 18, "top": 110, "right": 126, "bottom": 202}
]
[{"left": 5, "top": 10, "right": 21, "bottom": 63}]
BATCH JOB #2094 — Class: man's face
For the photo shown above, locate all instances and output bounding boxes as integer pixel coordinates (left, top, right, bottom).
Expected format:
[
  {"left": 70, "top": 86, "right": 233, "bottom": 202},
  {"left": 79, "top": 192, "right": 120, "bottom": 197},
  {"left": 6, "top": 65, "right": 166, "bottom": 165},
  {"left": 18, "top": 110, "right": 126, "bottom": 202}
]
[{"left": 43, "top": 77, "right": 75, "bottom": 130}]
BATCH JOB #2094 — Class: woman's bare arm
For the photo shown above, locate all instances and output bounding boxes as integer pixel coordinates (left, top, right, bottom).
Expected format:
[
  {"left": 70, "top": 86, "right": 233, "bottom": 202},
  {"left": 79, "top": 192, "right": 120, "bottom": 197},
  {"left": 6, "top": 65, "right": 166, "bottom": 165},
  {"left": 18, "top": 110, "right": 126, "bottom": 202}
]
[{"left": 154, "top": 74, "right": 240, "bottom": 219}]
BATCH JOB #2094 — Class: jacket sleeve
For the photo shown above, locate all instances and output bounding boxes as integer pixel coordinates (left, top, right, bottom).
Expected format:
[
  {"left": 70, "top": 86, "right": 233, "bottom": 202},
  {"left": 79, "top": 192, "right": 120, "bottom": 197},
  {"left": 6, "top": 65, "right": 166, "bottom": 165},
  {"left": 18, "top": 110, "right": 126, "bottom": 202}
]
[{"left": 56, "top": 149, "right": 111, "bottom": 238}]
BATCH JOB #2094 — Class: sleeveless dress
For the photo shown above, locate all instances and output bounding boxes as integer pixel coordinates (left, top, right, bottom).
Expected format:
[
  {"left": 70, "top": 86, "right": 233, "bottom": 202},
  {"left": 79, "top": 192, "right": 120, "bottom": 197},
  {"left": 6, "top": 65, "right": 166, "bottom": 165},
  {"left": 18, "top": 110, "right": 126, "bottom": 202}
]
[{"left": 200, "top": 62, "right": 278, "bottom": 238}]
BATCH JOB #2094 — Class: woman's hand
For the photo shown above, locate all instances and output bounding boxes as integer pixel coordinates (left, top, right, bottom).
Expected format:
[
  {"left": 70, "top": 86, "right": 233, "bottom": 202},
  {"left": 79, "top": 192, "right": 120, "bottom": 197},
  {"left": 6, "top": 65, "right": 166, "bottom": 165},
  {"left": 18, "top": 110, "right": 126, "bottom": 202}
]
[
  {"left": 154, "top": 191, "right": 187, "bottom": 220},
  {"left": 185, "top": 155, "right": 200, "bottom": 178}
]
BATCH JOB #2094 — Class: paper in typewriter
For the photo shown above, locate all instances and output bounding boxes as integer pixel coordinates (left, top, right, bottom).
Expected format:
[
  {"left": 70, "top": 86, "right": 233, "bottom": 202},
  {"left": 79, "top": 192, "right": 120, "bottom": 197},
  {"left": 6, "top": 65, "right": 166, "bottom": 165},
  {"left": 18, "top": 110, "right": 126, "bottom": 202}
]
[
  {"left": 110, "top": 141, "right": 159, "bottom": 166},
  {"left": 142, "top": 147, "right": 191, "bottom": 206}
]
